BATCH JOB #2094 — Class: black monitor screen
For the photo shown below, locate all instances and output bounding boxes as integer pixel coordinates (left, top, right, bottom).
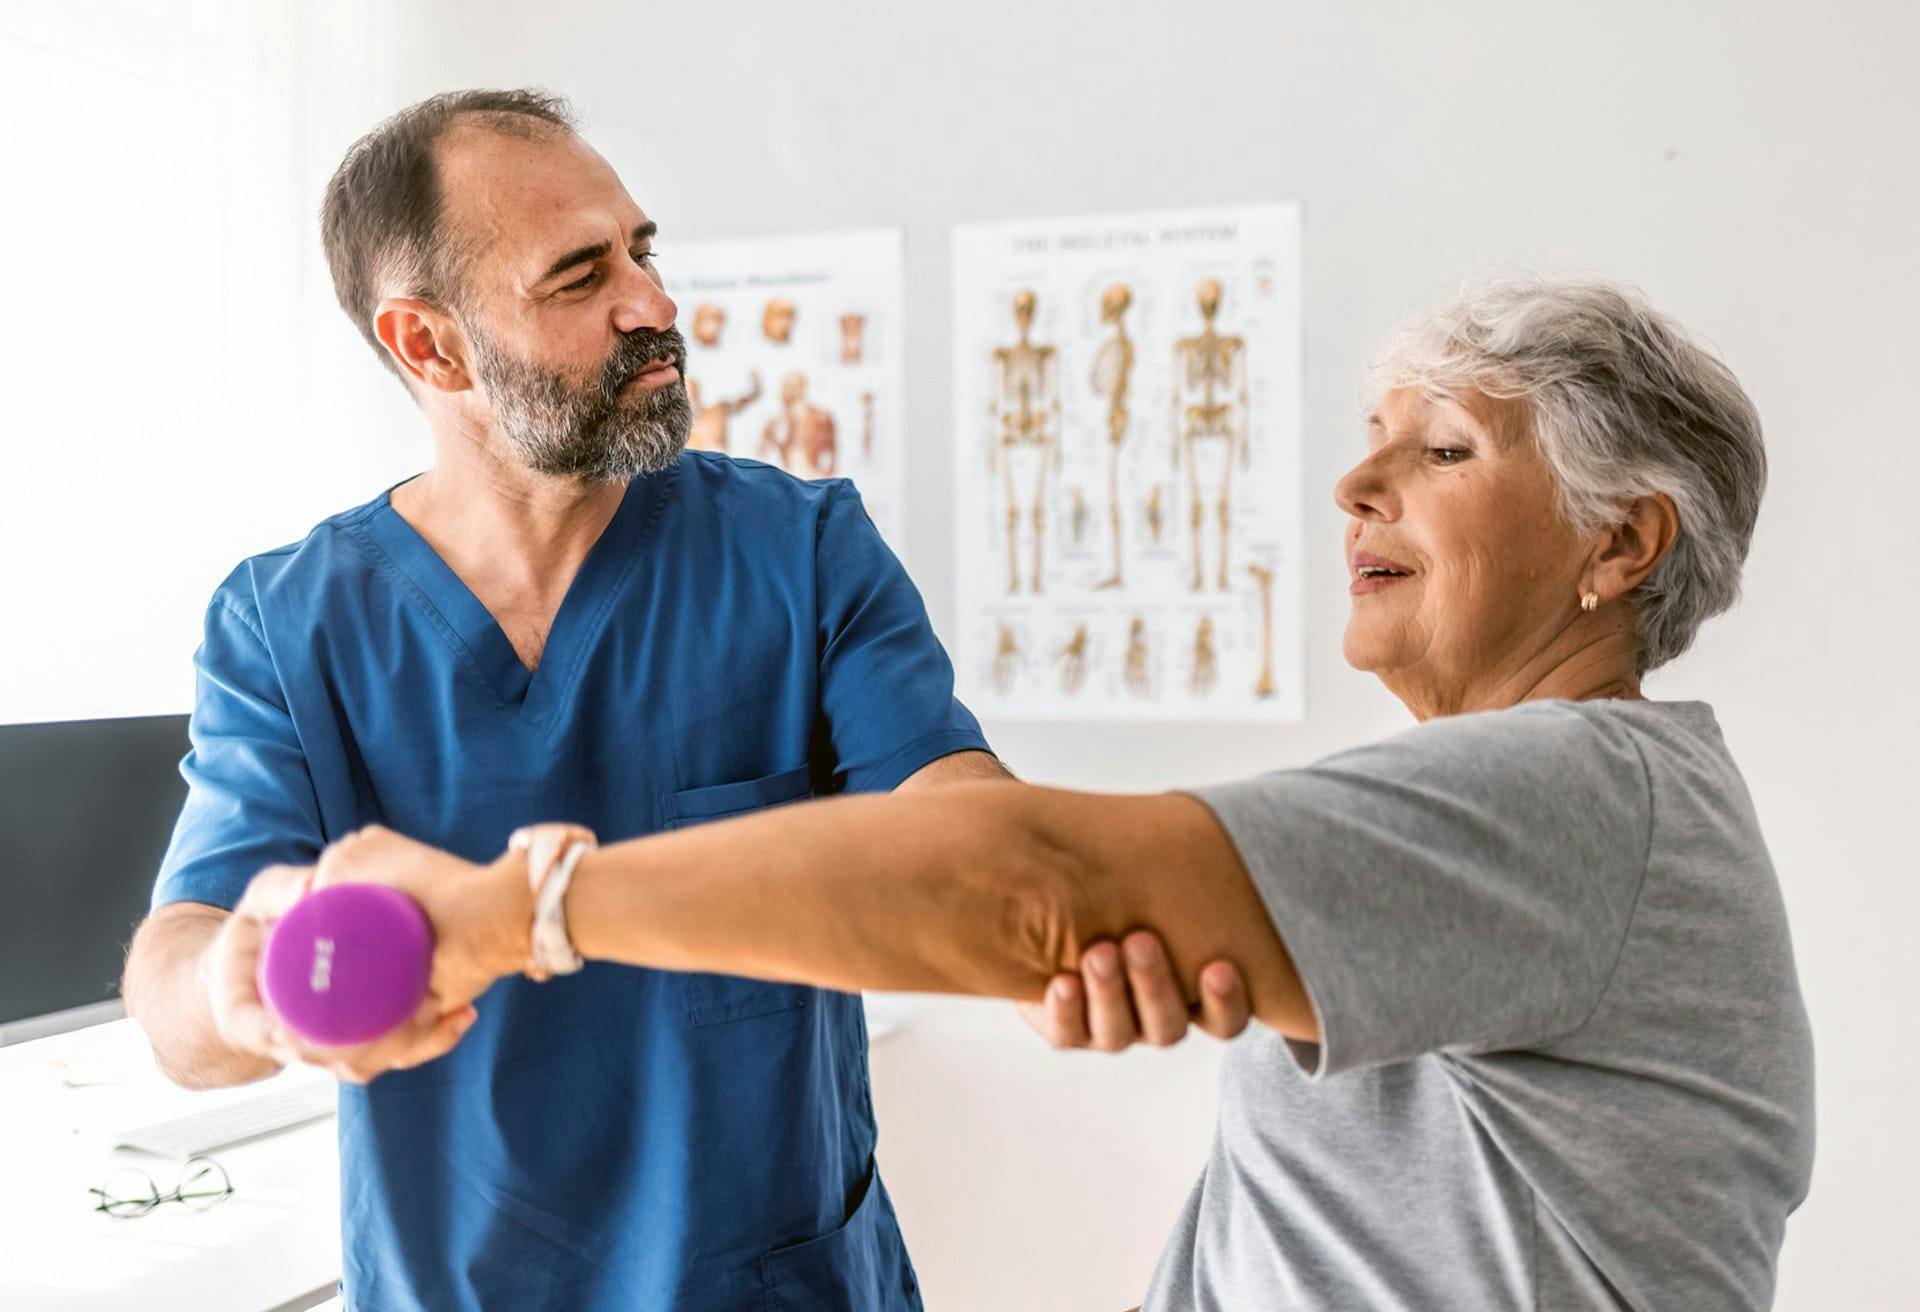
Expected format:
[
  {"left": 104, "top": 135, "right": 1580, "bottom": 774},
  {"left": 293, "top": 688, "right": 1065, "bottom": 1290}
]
[{"left": 0, "top": 715, "right": 189, "bottom": 1032}]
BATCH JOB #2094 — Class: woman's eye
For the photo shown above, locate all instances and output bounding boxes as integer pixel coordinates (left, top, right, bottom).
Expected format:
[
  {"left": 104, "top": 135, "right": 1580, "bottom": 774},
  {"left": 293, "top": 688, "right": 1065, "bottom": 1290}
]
[{"left": 1428, "top": 447, "right": 1468, "bottom": 465}]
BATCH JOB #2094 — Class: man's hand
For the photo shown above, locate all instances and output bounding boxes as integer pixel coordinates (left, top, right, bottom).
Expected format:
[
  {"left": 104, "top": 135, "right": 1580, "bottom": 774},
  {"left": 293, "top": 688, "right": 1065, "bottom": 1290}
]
[
  {"left": 201, "top": 862, "right": 480, "bottom": 1085},
  {"left": 1019, "top": 930, "right": 1250, "bottom": 1052}
]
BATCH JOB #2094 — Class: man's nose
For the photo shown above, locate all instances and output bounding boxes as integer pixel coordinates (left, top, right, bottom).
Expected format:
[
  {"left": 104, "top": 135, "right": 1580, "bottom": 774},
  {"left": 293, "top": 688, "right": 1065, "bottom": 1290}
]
[{"left": 610, "top": 256, "right": 676, "bottom": 337}]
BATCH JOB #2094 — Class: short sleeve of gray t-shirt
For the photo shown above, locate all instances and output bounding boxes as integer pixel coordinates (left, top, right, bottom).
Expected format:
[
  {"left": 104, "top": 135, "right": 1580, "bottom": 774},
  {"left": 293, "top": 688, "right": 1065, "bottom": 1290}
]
[
  {"left": 1202, "top": 698, "right": 1651, "bottom": 1077},
  {"left": 1145, "top": 699, "right": 1814, "bottom": 1311}
]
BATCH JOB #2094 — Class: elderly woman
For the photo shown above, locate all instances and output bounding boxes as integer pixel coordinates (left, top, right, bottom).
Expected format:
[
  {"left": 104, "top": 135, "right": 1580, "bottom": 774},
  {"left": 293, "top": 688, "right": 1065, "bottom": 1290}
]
[{"left": 231, "top": 276, "right": 1813, "bottom": 1309}]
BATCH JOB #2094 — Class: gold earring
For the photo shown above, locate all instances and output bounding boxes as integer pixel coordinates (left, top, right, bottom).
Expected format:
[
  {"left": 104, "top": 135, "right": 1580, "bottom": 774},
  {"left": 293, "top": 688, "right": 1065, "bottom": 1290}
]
[{"left": 1580, "top": 591, "right": 1599, "bottom": 613}]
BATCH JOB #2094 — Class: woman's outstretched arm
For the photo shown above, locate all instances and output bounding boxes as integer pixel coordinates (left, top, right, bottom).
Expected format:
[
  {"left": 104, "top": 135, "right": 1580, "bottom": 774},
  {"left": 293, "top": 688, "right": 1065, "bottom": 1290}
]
[
  {"left": 549, "top": 781, "right": 1316, "bottom": 1039},
  {"left": 302, "top": 781, "right": 1314, "bottom": 1042}
]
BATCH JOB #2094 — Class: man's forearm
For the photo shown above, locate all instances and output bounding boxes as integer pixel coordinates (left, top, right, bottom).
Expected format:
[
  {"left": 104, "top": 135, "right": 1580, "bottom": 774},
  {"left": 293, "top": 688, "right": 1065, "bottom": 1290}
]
[{"left": 123, "top": 906, "right": 281, "bottom": 1090}]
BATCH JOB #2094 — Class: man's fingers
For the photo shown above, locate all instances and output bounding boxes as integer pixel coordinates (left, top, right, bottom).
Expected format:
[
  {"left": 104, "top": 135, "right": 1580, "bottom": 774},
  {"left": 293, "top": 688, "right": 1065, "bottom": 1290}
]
[
  {"left": 1041, "top": 974, "right": 1092, "bottom": 1049},
  {"left": 1081, "top": 941, "right": 1138, "bottom": 1053},
  {"left": 205, "top": 919, "right": 281, "bottom": 1057},
  {"left": 328, "top": 1060, "right": 372, "bottom": 1086},
  {"left": 388, "top": 1006, "right": 480, "bottom": 1071},
  {"left": 294, "top": 1002, "right": 479, "bottom": 1083},
  {"left": 1194, "top": 960, "right": 1251, "bottom": 1039},
  {"left": 1121, "top": 932, "right": 1190, "bottom": 1047},
  {"left": 344, "top": 997, "right": 468, "bottom": 1068}
]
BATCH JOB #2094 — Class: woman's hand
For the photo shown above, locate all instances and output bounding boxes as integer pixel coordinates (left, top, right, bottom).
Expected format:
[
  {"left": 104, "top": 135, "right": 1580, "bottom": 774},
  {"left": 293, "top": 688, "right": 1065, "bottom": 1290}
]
[{"left": 309, "top": 824, "right": 544, "bottom": 1017}]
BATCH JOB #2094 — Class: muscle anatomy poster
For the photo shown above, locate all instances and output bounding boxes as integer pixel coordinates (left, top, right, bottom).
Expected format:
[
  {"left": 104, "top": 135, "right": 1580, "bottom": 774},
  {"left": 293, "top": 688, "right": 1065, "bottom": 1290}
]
[
  {"left": 953, "top": 204, "right": 1304, "bottom": 721},
  {"left": 669, "top": 228, "right": 907, "bottom": 542}
]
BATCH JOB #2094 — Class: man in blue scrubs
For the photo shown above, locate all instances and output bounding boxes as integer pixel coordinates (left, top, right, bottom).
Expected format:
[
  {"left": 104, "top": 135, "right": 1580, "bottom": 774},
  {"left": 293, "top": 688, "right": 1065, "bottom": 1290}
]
[{"left": 117, "top": 88, "right": 1006, "bottom": 1311}]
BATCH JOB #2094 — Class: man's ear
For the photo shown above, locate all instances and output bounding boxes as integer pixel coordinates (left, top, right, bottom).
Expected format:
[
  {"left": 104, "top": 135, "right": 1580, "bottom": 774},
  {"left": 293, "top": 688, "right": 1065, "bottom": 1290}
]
[
  {"left": 373, "top": 297, "right": 473, "bottom": 394},
  {"left": 1588, "top": 492, "right": 1680, "bottom": 603}
]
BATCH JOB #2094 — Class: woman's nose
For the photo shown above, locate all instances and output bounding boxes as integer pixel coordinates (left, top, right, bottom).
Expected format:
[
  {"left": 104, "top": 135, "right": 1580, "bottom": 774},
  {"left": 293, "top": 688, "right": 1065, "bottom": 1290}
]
[{"left": 1335, "top": 450, "right": 1398, "bottom": 522}]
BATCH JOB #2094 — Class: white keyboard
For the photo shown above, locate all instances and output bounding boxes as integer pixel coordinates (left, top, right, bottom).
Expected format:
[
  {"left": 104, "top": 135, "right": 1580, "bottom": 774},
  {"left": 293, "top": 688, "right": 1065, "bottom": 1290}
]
[{"left": 114, "top": 1079, "right": 338, "bottom": 1159}]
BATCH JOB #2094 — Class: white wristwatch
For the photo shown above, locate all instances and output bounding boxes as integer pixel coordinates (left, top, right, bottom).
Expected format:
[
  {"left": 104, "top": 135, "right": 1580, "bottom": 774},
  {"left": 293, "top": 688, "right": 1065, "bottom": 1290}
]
[{"left": 510, "top": 825, "right": 593, "bottom": 980}]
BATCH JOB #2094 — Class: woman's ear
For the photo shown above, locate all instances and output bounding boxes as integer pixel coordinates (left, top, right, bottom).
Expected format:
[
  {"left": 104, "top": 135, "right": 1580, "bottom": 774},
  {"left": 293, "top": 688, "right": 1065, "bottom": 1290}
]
[{"left": 1589, "top": 492, "right": 1680, "bottom": 602}]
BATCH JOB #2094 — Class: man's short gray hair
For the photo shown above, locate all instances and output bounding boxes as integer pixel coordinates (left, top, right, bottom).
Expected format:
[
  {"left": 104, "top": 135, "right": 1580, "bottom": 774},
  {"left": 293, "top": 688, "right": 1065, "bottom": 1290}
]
[
  {"left": 1370, "top": 275, "right": 1767, "bottom": 673},
  {"left": 321, "top": 88, "right": 578, "bottom": 387}
]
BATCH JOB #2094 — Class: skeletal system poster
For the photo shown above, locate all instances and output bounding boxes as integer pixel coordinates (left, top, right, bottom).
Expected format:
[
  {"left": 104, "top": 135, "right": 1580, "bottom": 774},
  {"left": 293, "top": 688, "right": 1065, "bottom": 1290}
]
[
  {"left": 953, "top": 204, "right": 1304, "bottom": 721},
  {"left": 668, "top": 228, "right": 906, "bottom": 543}
]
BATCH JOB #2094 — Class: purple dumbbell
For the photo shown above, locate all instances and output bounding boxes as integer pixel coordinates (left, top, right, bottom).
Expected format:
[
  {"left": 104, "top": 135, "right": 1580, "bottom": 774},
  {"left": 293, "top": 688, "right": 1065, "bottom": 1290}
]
[{"left": 257, "top": 884, "right": 434, "bottom": 1047}]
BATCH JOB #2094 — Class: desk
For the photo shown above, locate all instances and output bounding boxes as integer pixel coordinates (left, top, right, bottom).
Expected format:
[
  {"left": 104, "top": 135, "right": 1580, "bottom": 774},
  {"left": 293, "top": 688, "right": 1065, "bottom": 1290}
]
[
  {"left": 0, "top": 1019, "right": 341, "bottom": 1311},
  {"left": 2, "top": 1000, "right": 1221, "bottom": 1311}
]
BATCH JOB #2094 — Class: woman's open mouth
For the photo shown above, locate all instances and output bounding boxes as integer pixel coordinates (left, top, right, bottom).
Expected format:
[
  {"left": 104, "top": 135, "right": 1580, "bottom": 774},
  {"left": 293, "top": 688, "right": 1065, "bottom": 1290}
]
[{"left": 1350, "top": 552, "right": 1415, "bottom": 596}]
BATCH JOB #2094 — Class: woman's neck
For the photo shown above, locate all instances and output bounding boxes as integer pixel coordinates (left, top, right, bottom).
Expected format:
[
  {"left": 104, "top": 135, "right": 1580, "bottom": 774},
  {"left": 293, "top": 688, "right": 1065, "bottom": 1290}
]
[{"left": 1388, "top": 629, "right": 1645, "bottom": 722}]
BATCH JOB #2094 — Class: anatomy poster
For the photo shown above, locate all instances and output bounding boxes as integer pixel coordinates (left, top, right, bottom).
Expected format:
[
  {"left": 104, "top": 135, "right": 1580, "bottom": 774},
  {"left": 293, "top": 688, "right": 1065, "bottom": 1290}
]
[
  {"left": 952, "top": 204, "right": 1304, "bottom": 722},
  {"left": 668, "top": 228, "right": 906, "bottom": 543}
]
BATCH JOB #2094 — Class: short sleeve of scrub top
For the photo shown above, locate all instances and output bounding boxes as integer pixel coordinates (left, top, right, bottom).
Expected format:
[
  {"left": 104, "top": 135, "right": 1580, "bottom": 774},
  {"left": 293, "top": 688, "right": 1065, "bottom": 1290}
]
[
  {"left": 150, "top": 585, "right": 324, "bottom": 912},
  {"left": 811, "top": 480, "right": 988, "bottom": 793}
]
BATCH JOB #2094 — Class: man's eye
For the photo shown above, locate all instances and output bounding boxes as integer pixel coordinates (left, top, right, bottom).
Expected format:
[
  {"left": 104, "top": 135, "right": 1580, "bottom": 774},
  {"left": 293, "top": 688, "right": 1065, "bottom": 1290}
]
[
  {"left": 633, "top": 249, "right": 658, "bottom": 266},
  {"left": 562, "top": 271, "right": 598, "bottom": 293}
]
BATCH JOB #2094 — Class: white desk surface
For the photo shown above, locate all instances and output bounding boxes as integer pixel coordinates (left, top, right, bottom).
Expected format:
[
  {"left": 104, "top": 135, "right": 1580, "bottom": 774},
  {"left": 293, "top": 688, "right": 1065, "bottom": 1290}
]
[
  {"left": 0, "top": 1019, "right": 341, "bottom": 1312},
  {"left": 1, "top": 999, "right": 1221, "bottom": 1312}
]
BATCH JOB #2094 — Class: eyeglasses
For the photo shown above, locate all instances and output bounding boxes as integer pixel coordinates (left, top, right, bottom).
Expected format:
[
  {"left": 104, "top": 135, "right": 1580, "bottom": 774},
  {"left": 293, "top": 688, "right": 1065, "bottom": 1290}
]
[{"left": 88, "top": 1157, "right": 234, "bottom": 1219}]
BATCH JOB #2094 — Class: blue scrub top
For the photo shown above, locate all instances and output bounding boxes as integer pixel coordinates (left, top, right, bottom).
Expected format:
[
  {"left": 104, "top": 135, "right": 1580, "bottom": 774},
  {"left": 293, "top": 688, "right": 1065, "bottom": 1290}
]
[{"left": 151, "top": 452, "right": 990, "bottom": 1311}]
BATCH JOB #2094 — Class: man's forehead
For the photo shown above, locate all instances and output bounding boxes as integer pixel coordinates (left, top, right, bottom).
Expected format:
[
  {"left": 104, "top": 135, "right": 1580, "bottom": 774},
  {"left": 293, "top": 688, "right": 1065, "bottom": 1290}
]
[{"left": 434, "top": 126, "right": 644, "bottom": 271}]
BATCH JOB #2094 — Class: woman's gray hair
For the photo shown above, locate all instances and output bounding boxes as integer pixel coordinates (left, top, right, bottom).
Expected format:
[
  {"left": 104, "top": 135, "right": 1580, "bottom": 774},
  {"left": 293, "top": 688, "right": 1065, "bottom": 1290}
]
[{"left": 1371, "top": 275, "right": 1766, "bottom": 673}]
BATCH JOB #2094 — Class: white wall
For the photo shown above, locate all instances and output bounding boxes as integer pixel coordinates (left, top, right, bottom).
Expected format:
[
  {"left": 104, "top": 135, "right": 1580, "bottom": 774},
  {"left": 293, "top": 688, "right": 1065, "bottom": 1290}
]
[
  {"left": 29, "top": 0, "right": 1914, "bottom": 1305},
  {"left": 0, "top": 0, "right": 433, "bottom": 721}
]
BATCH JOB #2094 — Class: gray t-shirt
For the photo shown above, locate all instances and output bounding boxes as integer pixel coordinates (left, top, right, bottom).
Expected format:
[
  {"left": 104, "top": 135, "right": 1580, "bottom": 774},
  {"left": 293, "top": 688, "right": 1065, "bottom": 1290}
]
[{"left": 1144, "top": 699, "right": 1814, "bottom": 1311}]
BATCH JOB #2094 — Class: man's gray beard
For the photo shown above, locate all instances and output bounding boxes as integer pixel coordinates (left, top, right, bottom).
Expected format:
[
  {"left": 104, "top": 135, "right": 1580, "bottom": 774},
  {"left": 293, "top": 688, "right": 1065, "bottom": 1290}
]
[{"left": 468, "top": 323, "right": 692, "bottom": 483}]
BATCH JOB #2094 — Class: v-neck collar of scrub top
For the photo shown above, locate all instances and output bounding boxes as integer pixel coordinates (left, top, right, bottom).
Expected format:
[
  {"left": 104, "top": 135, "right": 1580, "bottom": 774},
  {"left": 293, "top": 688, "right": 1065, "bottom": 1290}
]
[{"left": 360, "top": 463, "right": 675, "bottom": 728}]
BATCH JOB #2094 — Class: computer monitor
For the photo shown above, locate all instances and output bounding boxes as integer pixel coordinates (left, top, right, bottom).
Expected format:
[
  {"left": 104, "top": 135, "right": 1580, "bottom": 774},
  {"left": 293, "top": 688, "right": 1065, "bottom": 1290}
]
[{"left": 0, "top": 714, "right": 189, "bottom": 1044}]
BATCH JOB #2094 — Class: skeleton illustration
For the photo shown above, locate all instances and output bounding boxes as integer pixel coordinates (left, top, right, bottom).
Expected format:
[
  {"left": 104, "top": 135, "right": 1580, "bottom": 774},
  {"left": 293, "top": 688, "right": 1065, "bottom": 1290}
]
[
  {"left": 1248, "top": 562, "right": 1276, "bottom": 699},
  {"left": 860, "top": 391, "right": 876, "bottom": 460},
  {"left": 1191, "top": 616, "right": 1217, "bottom": 696},
  {"left": 1171, "top": 279, "right": 1250, "bottom": 591},
  {"left": 992, "top": 622, "right": 1023, "bottom": 694},
  {"left": 987, "top": 289, "right": 1062, "bottom": 594},
  {"left": 839, "top": 313, "right": 866, "bottom": 364},
  {"left": 686, "top": 372, "right": 762, "bottom": 455},
  {"left": 1070, "top": 487, "right": 1089, "bottom": 545},
  {"left": 760, "top": 372, "right": 837, "bottom": 477},
  {"left": 1146, "top": 484, "right": 1165, "bottom": 545},
  {"left": 1123, "top": 617, "right": 1150, "bottom": 697},
  {"left": 690, "top": 302, "right": 726, "bottom": 349},
  {"left": 1056, "top": 623, "right": 1089, "bottom": 696},
  {"left": 762, "top": 298, "right": 796, "bottom": 345},
  {"left": 1090, "top": 283, "right": 1135, "bottom": 590}
]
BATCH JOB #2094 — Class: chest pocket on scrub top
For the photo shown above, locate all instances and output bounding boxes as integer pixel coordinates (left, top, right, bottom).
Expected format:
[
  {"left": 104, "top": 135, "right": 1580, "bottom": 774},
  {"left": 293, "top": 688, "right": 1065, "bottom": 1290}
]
[{"left": 661, "top": 764, "right": 817, "bottom": 1026}]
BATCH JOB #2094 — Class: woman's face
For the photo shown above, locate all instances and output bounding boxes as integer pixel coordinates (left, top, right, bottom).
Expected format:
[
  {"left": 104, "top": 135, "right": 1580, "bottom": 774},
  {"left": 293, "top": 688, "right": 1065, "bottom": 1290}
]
[{"left": 1335, "top": 386, "right": 1590, "bottom": 708}]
